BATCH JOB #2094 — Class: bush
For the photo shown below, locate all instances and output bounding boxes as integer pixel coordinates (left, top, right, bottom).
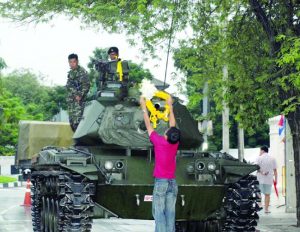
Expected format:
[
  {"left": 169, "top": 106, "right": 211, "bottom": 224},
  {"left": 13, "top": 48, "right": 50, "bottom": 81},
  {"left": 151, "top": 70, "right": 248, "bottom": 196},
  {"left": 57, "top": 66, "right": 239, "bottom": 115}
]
[{"left": 0, "top": 176, "right": 17, "bottom": 183}]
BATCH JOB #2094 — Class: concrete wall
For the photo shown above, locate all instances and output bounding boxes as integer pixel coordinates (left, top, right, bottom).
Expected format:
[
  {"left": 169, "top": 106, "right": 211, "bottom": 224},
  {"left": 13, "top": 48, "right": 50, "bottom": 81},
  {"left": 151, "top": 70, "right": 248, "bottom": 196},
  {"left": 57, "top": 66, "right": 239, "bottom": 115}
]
[
  {"left": 229, "top": 148, "right": 260, "bottom": 164},
  {"left": 268, "top": 116, "right": 285, "bottom": 191},
  {"left": 268, "top": 115, "right": 296, "bottom": 213},
  {"left": 0, "top": 156, "right": 15, "bottom": 175},
  {"left": 285, "top": 121, "right": 296, "bottom": 213}
]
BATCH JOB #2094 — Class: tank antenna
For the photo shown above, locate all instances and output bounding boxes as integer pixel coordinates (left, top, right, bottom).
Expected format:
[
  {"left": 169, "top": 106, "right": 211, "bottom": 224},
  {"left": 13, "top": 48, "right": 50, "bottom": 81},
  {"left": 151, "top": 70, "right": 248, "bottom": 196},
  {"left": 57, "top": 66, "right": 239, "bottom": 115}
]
[{"left": 163, "top": 0, "right": 177, "bottom": 88}]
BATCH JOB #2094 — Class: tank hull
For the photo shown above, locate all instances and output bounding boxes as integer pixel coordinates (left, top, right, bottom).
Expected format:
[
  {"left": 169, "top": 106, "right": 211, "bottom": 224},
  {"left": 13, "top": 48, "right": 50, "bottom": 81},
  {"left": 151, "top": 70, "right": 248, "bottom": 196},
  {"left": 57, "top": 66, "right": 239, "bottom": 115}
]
[
  {"left": 30, "top": 143, "right": 261, "bottom": 232},
  {"left": 96, "top": 184, "right": 225, "bottom": 220}
]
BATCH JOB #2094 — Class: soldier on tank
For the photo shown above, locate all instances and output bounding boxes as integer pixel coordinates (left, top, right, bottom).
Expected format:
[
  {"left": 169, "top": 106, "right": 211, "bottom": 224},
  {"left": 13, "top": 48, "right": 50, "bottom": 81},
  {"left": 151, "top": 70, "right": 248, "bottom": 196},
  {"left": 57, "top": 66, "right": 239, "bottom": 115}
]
[
  {"left": 94, "top": 47, "right": 129, "bottom": 98},
  {"left": 66, "top": 53, "right": 90, "bottom": 131},
  {"left": 106, "top": 46, "right": 128, "bottom": 82},
  {"left": 107, "top": 46, "right": 119, "bottom": 61}
]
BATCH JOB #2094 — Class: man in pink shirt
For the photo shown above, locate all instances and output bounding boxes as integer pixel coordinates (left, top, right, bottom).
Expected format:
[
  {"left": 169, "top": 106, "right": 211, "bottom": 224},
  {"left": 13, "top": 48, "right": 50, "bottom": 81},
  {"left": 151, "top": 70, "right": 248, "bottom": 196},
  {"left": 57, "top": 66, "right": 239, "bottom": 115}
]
[{"left": 140, "top": 96, "right": 180, "bottom": 232}]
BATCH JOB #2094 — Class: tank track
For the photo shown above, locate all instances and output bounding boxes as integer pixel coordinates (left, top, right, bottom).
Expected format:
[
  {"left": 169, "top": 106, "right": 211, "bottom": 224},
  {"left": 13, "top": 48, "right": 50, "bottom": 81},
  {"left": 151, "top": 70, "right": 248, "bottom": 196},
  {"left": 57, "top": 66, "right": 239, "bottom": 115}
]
[
  {"left": 176, "top": 175, "right": 261, "bottom": 232},
  {"left": 223, "top": 175, "right": 261, "bottom": 232},
  {"left": 31, "top": 170, "right": 95, "bottom": 232}
]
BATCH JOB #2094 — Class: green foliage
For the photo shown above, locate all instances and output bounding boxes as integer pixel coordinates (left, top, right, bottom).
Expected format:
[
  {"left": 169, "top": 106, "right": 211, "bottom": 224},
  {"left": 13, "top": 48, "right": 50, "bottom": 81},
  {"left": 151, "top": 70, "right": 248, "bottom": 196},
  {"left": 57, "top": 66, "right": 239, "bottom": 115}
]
[
  {"left": 2, "top": 70, "right": 67, "bottom": 120},
  {"left": 1, "top": 0, "right": 299, "bottom": 140},
  {"left": 0, "top": 176, "right": 17, "bottom": 183},
  {"left": 127, "top": 61, "right": 153, "bottom": 83},
  {"left": 2, "top": 70, "right": 49, "bottom": 105},
  {"left": 0, "top": 70, "right": 67, "bottom": 155},
  {"left": 276, "top": 36, "right": 300, "bottom": 114},
  {"left": 0, "top": 0, "right": 189, "bottom": 56},
  {"left": 0, "top": 57, "right": 6, "bottom": 92},
  {"left": 0, "top": 57, "right": 6, "bottom": 71},
  {"left": 44, "top": 86, "right": 67, "bottom": 117},
  {"left": 0, "top": 90, "right": 42, "bottom": 155}
]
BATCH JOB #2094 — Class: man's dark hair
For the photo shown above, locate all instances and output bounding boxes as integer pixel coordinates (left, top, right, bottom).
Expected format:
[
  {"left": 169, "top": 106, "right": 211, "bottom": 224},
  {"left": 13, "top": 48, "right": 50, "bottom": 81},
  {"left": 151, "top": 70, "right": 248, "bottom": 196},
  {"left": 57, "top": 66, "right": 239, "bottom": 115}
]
[
  {"left": 260, "top": 146, "right": 268, "bottom": 153},
  {"left": 166, "top": 127, "right": 181, "bottom": 144},
  {"left": 68, "top": 53, "right": 78, "bottom": 60},
  {"left": 107, "top": 47, "right": 119, "bottom": 55}
]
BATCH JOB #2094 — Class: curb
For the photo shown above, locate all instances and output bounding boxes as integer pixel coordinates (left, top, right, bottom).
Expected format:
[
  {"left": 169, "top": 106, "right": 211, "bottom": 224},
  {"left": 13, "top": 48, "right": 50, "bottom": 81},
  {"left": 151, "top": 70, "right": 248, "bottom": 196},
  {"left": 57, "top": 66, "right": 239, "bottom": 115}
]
[{"left": 0, "top": 181, "right": 23, "bottom": 188}]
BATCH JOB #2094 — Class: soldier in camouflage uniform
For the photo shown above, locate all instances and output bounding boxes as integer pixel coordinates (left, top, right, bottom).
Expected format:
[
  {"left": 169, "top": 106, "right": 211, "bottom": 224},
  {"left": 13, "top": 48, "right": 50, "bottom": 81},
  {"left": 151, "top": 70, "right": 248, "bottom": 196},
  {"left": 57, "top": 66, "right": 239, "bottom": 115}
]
[{"left": 66, "top": 53, "right": 90, "bottom": 131}]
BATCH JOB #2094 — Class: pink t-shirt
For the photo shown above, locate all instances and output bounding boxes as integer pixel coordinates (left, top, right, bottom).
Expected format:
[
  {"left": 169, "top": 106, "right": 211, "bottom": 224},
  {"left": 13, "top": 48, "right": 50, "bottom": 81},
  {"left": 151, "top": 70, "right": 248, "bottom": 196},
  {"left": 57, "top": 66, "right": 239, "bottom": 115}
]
[{"left": 150, "top": 131, "right": 179, "bottom": 179}]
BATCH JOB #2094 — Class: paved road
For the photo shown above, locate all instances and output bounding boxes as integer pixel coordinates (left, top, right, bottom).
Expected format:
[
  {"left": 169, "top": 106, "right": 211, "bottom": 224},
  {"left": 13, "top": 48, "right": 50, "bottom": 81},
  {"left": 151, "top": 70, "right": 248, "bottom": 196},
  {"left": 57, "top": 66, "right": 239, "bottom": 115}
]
[
  {"left": 0, "top": 187, "right": 155, "bottom": 232},
  {"left": 0, "top": 187, "right": 299, "bottom": 232},
  {"left": 0, "top": 188, "right": 32, "bottom": 232}
]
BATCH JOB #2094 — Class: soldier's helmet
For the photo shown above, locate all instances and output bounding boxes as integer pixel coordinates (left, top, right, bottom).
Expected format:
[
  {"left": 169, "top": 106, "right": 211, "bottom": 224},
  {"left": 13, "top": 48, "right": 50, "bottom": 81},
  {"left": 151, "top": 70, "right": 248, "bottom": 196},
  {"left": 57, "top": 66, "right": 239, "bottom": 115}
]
[{"left": 107, "top": 47, "right": 119, "bottom": 55}]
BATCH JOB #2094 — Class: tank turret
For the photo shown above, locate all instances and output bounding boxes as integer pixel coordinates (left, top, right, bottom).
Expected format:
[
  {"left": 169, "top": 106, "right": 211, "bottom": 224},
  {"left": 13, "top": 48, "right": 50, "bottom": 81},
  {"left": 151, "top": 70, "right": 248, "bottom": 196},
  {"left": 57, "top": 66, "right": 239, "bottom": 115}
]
[
  {"left": 73, "top": 97, "right": 203, "bottom": 149},
  {"left": 74, "top": 59, "right": 203, "bottom": 149}
]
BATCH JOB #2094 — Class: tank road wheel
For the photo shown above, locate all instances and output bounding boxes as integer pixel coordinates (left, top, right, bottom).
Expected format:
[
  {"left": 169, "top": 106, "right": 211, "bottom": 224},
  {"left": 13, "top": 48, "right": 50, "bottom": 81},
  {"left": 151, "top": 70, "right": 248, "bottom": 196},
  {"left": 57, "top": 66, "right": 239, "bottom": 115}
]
[
  {"left": 223, "top": 175, "right": 261, "bottom": 232},
  {"left": 41, "top": 196, "right": 47, "bottom": 232},
  {"left": 50, "top": 198, "right": 56, "bottom": 232},
  {"left": 31, "top": 171, "right": 95, "bottom": 232},
  {"left": 31, "top": 177, "right": 42, "bottom": 231},
  {"left": 54, "top": 199, "right": 61, "bottom": 232},
  {"left": 47, "top": 197, "right": 52, "bottom": 232}
]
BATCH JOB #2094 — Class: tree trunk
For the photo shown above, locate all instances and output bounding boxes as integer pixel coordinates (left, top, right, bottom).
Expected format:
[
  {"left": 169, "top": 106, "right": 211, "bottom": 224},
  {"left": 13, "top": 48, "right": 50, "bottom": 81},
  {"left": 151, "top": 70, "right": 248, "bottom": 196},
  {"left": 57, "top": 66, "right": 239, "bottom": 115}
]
[{"left": 287, "top": 108, "right": 300, "bottom": 227}]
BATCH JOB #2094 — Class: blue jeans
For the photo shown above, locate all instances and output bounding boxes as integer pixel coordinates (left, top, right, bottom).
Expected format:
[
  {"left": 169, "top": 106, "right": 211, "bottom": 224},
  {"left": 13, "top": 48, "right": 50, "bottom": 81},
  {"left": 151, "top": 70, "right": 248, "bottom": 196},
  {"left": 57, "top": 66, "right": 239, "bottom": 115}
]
[{"left": 152, "top": 178, "right": 178, "bottom": 232}]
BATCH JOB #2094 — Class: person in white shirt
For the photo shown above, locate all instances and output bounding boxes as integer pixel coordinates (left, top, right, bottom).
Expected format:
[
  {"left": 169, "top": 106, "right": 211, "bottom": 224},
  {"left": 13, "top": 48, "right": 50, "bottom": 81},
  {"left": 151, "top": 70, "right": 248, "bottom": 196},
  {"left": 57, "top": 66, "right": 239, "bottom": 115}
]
[{"left": 256, "top": 146, "right": 277, "bottom": 213}]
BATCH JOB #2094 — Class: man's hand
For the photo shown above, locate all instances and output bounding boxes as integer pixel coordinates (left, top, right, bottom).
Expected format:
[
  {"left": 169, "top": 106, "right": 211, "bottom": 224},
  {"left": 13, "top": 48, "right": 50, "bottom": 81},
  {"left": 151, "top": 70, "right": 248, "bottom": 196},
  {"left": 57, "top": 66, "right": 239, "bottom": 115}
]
[
  {"left": 167, "top": 95, "right": 176, "bottom": 127},
  {"left": 274, "top": 169, "right": 278, "bottom": 183},
  {"left": 75, "top": 96, "right": 82, "bottom": 102},
  {"left": 140, "top": 96, "right": 153, "bottom": 136},
  {"left": 140, "top": 96, "right": 147, "bottom": 109}
]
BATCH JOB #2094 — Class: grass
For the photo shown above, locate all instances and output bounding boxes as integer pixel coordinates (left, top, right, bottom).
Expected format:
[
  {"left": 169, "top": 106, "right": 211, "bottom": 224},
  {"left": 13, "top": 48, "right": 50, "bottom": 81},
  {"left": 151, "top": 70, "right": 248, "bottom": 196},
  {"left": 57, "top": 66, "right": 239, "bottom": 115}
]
[{"left": 0, "top": 176, "right": 17, "bottom": 183}]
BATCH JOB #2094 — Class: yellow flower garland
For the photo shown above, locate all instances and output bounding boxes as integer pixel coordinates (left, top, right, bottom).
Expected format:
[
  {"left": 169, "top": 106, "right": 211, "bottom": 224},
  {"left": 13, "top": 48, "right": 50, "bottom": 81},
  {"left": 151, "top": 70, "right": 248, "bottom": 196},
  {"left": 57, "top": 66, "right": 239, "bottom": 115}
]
[{"left": 145, "top": 91, "right": 170, "bottom": 128}]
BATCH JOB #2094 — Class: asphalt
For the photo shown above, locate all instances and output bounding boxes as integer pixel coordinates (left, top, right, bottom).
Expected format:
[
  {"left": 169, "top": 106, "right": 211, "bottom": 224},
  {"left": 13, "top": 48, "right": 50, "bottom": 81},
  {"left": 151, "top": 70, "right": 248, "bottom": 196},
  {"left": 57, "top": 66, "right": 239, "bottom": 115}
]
[{"left": 0, "top": 187, "right": 299, "bottom": 232}]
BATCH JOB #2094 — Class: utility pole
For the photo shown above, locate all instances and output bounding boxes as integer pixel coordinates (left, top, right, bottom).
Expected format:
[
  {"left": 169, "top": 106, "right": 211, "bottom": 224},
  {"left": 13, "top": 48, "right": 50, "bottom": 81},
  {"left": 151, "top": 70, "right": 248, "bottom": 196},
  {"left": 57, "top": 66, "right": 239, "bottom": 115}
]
[
  {"left": 202, "top": 82, "right": 209, "bottom": 151},
  {"left": 238, "top": 124, "right": 245, "bottom": 161},
  {"left": 222, "top": 65, "right": 230, "bottom": 153}
]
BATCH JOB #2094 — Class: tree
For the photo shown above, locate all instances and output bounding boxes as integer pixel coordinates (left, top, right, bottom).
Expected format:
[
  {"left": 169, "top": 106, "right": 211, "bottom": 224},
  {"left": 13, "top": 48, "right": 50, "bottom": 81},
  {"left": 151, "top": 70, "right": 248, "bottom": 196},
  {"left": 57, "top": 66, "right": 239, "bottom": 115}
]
[
  {"left": 43, "top": 86, "right": 67, "bottom": 118},
  {"left": 128, "top": 61, "right": 153, "bottom": 83},
  {"left": 0, "top": 68, "right": 67, "bottom": 155},
  {"left": 0, "top": 57, "right": 6, "bottom": 71},
  {"left": 0, "top": 57, "right": 6, "bottom": 90},
  {"left": 173, "top": 44, "right": 270, "bottom": 150},
  {"left": 1, "top": 0, "right": 300, "bottom": 225},
  {"left": 0, "top": 90, "right": 43, "bottom": 155},
  {"left": 2, "top": 70, "right": 67, "bottom": 120},
  {"left": 2, "top": 70, "right": 49, "bottom": 106},
  {"left": 0, "top": 57, "right": 7, "bottom": 127},
  {"left": 0, "top": 1, "right": 188, "bottom": 57}
]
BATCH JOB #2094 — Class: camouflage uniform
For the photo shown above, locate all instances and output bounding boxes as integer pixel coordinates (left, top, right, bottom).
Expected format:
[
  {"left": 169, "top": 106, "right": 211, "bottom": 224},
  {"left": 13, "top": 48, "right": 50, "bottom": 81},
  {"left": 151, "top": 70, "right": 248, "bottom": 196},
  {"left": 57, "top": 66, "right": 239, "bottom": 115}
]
[{"left": 66, "top": 65, "right": 90, "bottom": 131}]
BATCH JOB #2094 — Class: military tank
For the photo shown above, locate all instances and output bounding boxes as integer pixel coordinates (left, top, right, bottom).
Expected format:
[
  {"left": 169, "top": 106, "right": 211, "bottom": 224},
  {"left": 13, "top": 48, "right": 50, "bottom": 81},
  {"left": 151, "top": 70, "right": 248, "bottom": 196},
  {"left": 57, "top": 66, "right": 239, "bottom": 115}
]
[{"left": 29, "top": 58, "right": 261, "bottom": 232}]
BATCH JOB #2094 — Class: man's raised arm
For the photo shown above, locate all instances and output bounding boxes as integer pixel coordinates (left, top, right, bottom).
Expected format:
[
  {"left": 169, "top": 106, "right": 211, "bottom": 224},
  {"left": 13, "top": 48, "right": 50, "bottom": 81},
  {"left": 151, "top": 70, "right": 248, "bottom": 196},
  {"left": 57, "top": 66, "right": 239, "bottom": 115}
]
[
  {"left": 140, "top": 97, "right": 154, "bottom": 136},
  {"left": 167, "top": 96, "right": 176, "bottom": 127}
]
